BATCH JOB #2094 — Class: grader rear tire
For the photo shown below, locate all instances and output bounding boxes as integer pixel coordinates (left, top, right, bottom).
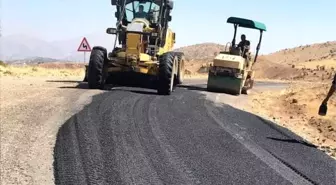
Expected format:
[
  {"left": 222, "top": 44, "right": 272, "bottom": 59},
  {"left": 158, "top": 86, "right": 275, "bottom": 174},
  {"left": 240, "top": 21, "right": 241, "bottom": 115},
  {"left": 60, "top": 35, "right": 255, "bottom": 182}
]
[
  {"left": 88, "top": 46, "right": 107, "bottom": 89},
  {"left": 83, "top": 65, "right": 88, "bottom": 82},
  {"left": 175, "top": 52, "right": 185, "bottom": 85},
  {"left": 157, "top": 52, "right": 176, "bottom": 95}
]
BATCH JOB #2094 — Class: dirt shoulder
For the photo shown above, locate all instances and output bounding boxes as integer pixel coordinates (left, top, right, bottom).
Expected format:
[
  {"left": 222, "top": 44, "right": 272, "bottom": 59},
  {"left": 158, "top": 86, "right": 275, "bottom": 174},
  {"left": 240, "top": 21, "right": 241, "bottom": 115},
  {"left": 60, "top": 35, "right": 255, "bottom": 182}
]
[
  {"left": 0, "top": 75, "right": 102, "bottom": 184},
  {"left": 1, "top": 64, "right": 334, "bottom": 185},
  {"left": 0, "top": 64, "right": 84, "bottom": 77},
  {"left": 0, "top": 65, "right": 206, "bottom": 184},
  {"left": 246, "top": 81, "right": 336, "bottom": 159}
]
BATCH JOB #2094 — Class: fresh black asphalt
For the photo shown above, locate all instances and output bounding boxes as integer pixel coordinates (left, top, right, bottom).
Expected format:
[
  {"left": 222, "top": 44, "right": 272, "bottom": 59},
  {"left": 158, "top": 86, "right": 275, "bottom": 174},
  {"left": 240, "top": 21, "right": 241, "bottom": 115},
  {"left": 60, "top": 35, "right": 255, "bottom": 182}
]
[{"left": 53, "top": 82, "right": 336, "bottom": 185}]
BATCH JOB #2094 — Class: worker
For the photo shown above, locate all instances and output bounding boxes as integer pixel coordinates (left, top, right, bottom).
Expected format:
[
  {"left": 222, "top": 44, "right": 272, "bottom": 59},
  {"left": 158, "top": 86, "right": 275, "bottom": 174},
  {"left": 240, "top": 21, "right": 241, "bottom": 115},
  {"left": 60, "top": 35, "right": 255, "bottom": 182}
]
[
  {"left": 134, "top": 5, "right": 147, "bottom": 19},
  {"left": 117, "top": 18, "right": 127, "bottom": 47},
  {"left": 320, "top": 73, "right": 336, "bottom": 115},
  {"left": 237, "top": 34, "right": 251, "bottom": 57}
]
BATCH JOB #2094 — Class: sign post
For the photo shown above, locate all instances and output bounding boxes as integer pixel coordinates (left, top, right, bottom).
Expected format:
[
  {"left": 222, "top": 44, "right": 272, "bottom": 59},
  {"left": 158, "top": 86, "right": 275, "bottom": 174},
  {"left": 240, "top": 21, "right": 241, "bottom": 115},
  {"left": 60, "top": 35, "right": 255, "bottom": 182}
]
[{"left": 77, "top": 37, "right": 92, "bottom": 64}]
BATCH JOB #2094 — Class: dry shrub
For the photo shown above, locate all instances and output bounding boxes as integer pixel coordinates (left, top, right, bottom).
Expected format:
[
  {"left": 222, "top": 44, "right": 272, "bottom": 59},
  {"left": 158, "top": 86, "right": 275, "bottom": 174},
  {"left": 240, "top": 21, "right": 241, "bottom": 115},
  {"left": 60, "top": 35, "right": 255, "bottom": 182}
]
[
  {"left": 0, "top": 65, "right": 84, "bottom": 77},
  {"left": 320, "top": 65, "right": 326, "bottom": 71},
  {"left": 0, "top": 60, "right": 7, "bottom": 67},
  {"left": 184, "top": 69, "right": 192, "bottom": 75},
  {"left": 3, "top": 71, "right": 13, "bottom": 75},
  {"left": 329, "top": 73, "right": 333, "bottom": 79}
]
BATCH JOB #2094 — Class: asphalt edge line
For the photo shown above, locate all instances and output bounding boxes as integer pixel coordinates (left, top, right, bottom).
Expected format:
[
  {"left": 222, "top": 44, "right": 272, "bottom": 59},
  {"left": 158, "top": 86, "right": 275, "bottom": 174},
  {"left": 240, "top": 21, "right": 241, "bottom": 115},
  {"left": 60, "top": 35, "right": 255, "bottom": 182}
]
[{"left": 204, "top": 98, "right": 313, "bottom": 185}]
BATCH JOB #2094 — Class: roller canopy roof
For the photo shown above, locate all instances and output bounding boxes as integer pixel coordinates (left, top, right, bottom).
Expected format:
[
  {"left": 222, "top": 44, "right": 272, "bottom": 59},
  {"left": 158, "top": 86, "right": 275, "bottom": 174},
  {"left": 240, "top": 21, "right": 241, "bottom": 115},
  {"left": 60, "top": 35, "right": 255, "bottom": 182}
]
[
  {"left": 124, "top": 0, "right": 171, "bottom": 4},
  {"left": 227, "top": 17, "right": 267, "bottom": 31}
]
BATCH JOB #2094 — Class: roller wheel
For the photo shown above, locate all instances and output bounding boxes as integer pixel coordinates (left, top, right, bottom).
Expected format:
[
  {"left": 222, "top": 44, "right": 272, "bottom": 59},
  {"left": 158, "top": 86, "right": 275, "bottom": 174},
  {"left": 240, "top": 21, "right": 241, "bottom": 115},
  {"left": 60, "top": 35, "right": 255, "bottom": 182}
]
[
  {"left": 241, "top": 88, "right": 248, "bottom": 95},
  {"left": 157, "top": 52, "right": 176, "bottom": 95},
  {"left": 88, "top": 46, "right": 107, "bottom": 89},
  {"left": 236, "top": 89, "right": 242, "bottom": 96},
  {"left": 242, "top": 78, "right": 254, "bottom": 95}
]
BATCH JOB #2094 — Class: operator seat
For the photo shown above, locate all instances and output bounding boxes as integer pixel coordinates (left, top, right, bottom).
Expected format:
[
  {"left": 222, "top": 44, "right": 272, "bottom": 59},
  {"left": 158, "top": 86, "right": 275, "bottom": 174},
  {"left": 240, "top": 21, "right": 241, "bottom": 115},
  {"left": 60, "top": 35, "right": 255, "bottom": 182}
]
[{"left": 230, "top": 47, "right": 242, "bottom": 56}]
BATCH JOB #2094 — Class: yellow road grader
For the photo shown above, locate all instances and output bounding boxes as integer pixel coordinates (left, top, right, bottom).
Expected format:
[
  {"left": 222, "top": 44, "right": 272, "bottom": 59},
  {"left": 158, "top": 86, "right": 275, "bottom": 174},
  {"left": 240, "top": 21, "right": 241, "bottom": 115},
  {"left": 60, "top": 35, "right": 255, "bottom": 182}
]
[
  {"left": 84, "top": 0, "right": 185, "bottom": 95},
  {"left": 207, "top": 17, "right": 267, "bottom": 95}
]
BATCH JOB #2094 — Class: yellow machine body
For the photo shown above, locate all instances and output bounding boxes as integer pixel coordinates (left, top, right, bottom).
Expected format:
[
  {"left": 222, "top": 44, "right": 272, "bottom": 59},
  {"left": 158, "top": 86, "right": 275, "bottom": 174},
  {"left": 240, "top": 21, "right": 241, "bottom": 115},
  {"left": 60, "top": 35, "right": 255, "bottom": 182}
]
[
  {"left": 207, "top": 52, "right": 254, "bottom": 95},
  {"left": 107, "top": 18, "right": 176, "bottom": 76},
  {"left": 213, "top": 54, "right": 245, "bottom": 70},
  {"left": 85, "top": 0, "right": 183, "bottom": 95}
]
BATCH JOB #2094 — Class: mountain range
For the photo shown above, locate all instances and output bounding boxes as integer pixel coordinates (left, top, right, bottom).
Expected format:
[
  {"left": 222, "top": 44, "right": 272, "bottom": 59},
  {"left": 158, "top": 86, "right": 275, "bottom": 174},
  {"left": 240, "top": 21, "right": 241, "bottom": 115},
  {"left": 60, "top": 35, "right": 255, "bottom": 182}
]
[
  {"left": 0, "top": 34, "right": 235, "bottom": 63},
  {"left": 0, "top": 34, "right": 117, "bottom": 62}
]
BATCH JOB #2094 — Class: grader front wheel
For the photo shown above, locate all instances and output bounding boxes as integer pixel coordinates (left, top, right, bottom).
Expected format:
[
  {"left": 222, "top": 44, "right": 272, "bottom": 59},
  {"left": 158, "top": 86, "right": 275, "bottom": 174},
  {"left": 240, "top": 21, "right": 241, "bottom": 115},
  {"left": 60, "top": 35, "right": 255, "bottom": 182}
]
[
  {"left": 87, "top": 46, "right": 107, "bottom": 90},
  {"left": 157, "top": 52, "right": 177, "bottom": 95}
]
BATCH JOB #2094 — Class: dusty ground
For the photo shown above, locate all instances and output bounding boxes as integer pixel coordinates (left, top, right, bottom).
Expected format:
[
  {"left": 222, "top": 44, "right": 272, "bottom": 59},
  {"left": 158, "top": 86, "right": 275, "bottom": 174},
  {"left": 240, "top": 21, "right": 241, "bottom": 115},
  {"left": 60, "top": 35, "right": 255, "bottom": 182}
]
[
  {"left": 0, "top": 63, "right": 208, "bottom": 79},
  {"left": 0, "top": 56, "right": 335, "bottom": 184},
  {"left": 247, "top": 82, "right": 336, "bottom": 158},
  {"left": 0, "top": 66, "right": 221, "bottom": 184},
  {"left": 0, "top": 64, "right": 85, "bottom": 77},
  {"left": 0, "top": 75, "right": 102, "bottom": 184}
]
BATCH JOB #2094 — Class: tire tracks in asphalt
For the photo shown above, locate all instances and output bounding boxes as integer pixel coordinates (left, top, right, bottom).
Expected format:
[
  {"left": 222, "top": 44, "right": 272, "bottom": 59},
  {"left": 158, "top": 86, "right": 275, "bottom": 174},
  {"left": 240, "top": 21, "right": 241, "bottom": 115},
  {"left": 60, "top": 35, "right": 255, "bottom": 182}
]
[
  {"left": 148, "top": 95, "right": 201, "bottom": 185},
  {"left": 53, "top": 84, "right": 335, "bottom": 185},
  {"left": 204, "top": 94, "right": 315, "bottom": 185}
]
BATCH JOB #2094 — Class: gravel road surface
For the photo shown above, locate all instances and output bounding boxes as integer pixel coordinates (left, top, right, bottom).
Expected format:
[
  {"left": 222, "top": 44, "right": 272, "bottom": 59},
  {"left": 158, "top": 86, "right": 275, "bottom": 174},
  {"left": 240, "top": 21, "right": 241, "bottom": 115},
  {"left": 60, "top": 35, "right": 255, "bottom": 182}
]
[
  {"left": 53, "top": 79, "right": 335, "bottom": 185},
  {"left": 1, "top": 77, "right": 101, "bottom": 185}
]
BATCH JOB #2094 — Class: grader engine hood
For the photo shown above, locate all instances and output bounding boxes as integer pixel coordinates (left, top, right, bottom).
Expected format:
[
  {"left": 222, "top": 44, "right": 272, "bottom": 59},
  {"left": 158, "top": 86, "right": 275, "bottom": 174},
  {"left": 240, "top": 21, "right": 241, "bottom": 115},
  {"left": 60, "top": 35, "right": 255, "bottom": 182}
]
[
  {"left": 123, "top": 18, "right": 155, "bottom": 61},
  {"left": 124, "top": 20, "right": 147, "bottom": 61},
  {"left": 127, "top": 18, "right": 152, "bottom": 32}
]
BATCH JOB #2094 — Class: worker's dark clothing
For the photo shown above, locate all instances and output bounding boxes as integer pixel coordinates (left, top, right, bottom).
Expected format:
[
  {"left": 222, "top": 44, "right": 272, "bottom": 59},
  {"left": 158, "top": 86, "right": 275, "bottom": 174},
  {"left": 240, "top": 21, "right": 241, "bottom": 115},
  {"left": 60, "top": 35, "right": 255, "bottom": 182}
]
[
  {"left": 134, "top": 12, "right": 147, "bottom": 19},
  {"left": 237, "top": 40, "right": 250, "bottom": 52},
  {"left": 333, "top": 73, "right": 336, "bottom": 86},
  {"left": 118, "top": 31, "right": 126, "bottom": 45},
  {"left": 117, "top": 19, "right": 128, "bottom": 45},
  {"left": 237, "top": 40, "right": 250, "bottom": 58}
]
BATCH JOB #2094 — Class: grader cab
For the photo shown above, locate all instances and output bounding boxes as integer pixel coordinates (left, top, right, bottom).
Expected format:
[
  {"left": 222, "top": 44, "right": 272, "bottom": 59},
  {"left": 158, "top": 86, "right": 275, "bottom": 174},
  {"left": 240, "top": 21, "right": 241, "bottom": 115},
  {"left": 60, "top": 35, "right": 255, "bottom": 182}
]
[
  {"left": 207, "top": 17, "right": 267, "bottom": 95},
  {"left": 85, "top": 0, "right": 185, "bottom": 95}
]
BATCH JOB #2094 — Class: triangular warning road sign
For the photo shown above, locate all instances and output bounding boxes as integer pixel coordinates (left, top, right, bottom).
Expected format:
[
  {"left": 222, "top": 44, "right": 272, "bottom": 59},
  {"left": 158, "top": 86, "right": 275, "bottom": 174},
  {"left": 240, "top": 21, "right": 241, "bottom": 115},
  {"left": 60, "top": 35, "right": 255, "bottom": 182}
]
[{"left": 77, "top": 37, "right": 92, "bottom": 52}]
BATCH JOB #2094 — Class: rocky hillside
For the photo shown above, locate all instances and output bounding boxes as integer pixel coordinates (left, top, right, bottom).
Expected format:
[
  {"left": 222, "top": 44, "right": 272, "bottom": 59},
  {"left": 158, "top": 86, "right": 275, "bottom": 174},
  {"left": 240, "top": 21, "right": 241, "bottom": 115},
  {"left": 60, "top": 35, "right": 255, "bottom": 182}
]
[
  {"left": 6, "top": 57, "right": 61, "bottom": 65},
  {"left": 257, "top": 41, "right": 336, "bottom": 81},
  {"left": 176, "top": 41, "right": 336, "bottom": 81},
  {"left": 252, "top": 57, "right": 299, "bottom": 79},
  {"left": 3, "top": 37, "right": 335, "bottom": 81},
  {"left": 263, "top": 41, "right": 336, "bottom": 64},
  {"left": 174, "top": 43, "right": 225, "bottom": 61}
]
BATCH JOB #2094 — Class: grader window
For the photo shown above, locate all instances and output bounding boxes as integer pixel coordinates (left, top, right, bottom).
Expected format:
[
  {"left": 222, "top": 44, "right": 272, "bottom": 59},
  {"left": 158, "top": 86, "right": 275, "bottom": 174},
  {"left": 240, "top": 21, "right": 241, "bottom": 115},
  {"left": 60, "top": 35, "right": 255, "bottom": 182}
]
[
  {"left": 133, "top": 1, "right": 151, "bottom": 12},
  {"left": 124, "top": 0, "right": 160, "bottom": 24},
  {"left": 125, "top": 3, "right": 135, "bottom": 21}
]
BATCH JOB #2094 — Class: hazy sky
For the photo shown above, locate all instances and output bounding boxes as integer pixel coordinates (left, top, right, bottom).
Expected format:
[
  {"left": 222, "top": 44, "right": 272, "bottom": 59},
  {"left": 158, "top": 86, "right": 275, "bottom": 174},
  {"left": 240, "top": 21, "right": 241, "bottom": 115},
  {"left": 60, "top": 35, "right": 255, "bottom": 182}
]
[{"left": 2, "top": 0, "right": 336, "bottom": 54}]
